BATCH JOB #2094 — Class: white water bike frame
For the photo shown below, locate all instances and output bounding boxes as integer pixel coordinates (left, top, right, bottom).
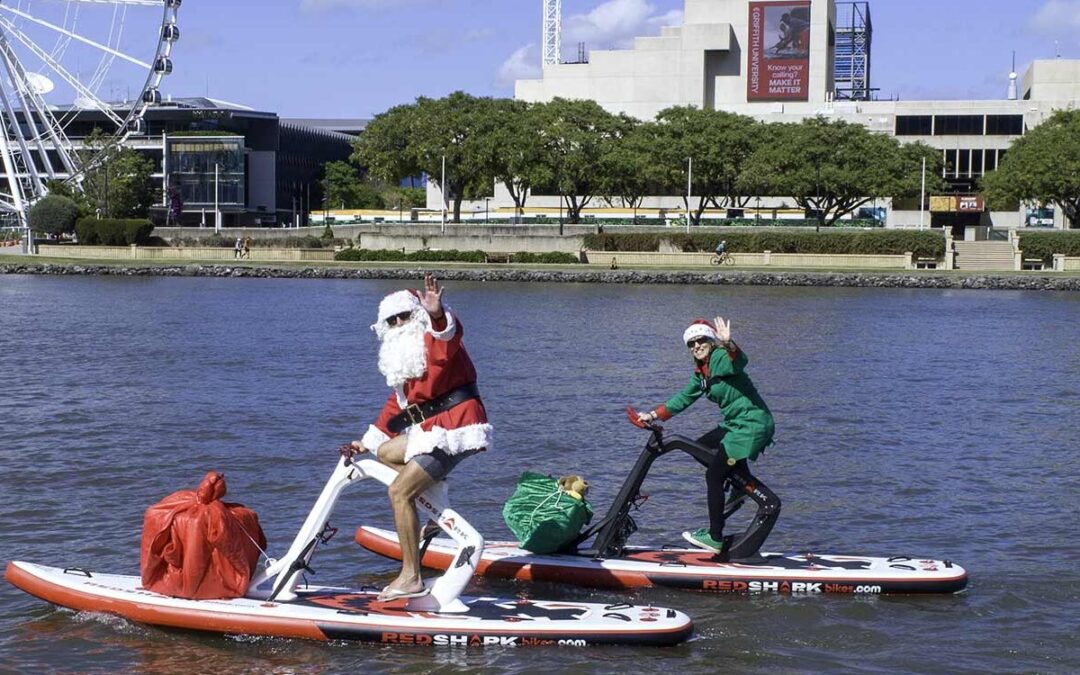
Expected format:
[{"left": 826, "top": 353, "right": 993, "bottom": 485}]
[{"left": 247, "top": 456, "right": 482, "bottom": 614}]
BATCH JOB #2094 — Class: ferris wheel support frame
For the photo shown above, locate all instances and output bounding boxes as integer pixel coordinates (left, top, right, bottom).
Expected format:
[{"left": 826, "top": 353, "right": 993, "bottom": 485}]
[{"left": 0, "top": 0, "right": 180, "bottom": 245}]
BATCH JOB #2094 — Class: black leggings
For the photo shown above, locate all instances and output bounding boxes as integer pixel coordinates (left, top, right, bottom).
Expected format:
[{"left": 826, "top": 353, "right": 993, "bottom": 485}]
[{"left": 697, "top": 429, "right": 781, "bottom": 556}]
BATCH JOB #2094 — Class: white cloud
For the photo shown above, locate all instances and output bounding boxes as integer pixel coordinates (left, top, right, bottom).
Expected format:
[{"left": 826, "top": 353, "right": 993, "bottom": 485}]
[
  {"left": 1027, "top": 0, "right": 1080, "bottom": 37},
  {"left": 563, "top": 0, "right": 683, "bottom": 51},
  {"left": 494, "top": 0, "right": 681, "bottom": 88},
  {"left": 496, "top": 44, "right": 541, "bottom": 88}
]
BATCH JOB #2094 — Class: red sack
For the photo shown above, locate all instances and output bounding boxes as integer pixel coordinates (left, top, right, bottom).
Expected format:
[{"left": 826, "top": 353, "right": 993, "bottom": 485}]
[{"left": 140, "top": 471, "right": 267, "bottom": 600}]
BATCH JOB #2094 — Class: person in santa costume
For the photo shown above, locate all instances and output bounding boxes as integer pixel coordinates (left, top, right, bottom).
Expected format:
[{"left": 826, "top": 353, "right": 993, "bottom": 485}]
[
  {"left": 350, "top": 273, "right": 491, "bottom": 601},
  {"left": 636, "top": 316, "right": 778, "bottom": 560}
]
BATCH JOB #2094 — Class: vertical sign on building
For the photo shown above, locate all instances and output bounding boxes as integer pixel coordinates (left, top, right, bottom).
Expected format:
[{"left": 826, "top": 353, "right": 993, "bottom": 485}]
[{"left": 747, "top": 1, "right": 811, "bottom": 101}]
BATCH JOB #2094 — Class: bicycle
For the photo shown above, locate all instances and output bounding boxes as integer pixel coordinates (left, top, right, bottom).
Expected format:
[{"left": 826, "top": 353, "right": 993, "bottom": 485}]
[{"left": 710, "top": 251, "right": 735, "bottom": 266}]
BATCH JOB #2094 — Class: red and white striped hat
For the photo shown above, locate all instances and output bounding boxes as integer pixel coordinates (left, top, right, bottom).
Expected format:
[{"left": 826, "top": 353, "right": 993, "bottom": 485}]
[{"left": 682, "top": 319, "right": 717, "bottom": 345}]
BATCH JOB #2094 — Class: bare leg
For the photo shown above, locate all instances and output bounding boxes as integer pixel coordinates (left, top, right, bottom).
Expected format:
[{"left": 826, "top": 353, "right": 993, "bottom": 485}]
[
  {"left": 377, "top": 436, "right": 436, "bottom": 595},
  {"left": 376, "top": 435, "right": 409, "bottom": 472}
]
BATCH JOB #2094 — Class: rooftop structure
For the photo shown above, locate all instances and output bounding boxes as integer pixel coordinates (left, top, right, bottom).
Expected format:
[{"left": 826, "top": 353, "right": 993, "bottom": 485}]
[{"left": 510, "top": 0, "right": 1080, "bottom": 231}]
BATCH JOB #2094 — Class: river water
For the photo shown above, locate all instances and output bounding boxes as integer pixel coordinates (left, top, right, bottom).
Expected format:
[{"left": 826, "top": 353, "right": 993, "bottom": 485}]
[{"left": 0, "top": 275, "right": 1077, "bottom": 673}]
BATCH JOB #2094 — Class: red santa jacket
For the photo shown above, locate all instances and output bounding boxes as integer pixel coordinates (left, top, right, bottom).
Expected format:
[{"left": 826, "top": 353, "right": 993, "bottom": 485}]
[{"left": 362, "top": 311, "right": 492, "bottom": 460}]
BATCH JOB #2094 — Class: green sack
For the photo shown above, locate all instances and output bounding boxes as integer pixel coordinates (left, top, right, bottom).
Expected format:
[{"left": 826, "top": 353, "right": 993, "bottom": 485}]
[{"left": 502, "top": 471, "right": 594, "bottom": 554}]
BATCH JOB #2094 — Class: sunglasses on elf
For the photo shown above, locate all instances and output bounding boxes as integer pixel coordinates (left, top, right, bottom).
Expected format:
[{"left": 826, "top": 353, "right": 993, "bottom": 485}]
[
  {"left": 686, "top": 336, "right": 713, "bottom": 348},
  {"left": 386, "top": 311, "right": 412, "bottom": 327}
]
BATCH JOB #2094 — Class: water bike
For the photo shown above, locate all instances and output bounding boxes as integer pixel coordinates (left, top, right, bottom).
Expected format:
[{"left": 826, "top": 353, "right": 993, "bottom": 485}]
[
  {"left": 356, "top": 411, "right": 969, "bottom": 595},
  {"left": 6, "top": 449, "right": 692, "bottom": 647}
]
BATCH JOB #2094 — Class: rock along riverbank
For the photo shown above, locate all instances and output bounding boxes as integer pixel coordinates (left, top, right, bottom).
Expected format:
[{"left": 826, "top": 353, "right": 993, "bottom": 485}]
[{"left": 2, "top": 262, "right": 1079, "bottom": 292}]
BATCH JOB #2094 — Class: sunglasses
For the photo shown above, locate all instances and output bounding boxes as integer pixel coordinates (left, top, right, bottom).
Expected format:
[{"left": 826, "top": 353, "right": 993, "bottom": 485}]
[
  {"left": 686, "top": 337, "right": 713, "bottom": 348},
  {"left": 385, "top": 311, "right": 412, "bottom": 327}
]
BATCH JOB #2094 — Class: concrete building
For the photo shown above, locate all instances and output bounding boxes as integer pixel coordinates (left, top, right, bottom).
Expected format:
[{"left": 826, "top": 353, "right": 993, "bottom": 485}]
[{"left": 500, "top": 0, "right": 1080, "bottom": 233}]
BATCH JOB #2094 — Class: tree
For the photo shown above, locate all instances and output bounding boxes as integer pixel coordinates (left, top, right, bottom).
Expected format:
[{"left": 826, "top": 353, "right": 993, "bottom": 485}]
[
  {"left": 532, "top": 98, "right": 626, "bottom": 224},
  {"left": 351, "top": 102, "right": 417, "bottom": 192},
  {"left": 741, "top": 117, "right": 923, "bottom": 228},
  {"left": 474, "top": 98, "right": 547, "bottom": 217},
  {"left": 353, "top": 91, "right": 496, "bottom": 222},
  {"left": 28, "top": 194, "right": 79, "bottom": 236},
  {"left": 649, "top": 107, "right": 764, "bottom": 225},
  {"left": 596, "top": 116, "right": 655, "bottom": 219},
  {"left": 982, "top": 109, "right": 1080, "bottom": 227},
  {"left": 78, "top": 129, "right": 157, "bottom": 218},
  {"left": 321, "top": 160, "right": 383, "bottom": 209}
]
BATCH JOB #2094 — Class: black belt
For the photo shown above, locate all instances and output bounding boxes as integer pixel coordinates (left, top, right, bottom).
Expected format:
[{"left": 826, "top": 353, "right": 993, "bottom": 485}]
[{"left": 387, "top": 382, "right": 481, "bottom": 433}]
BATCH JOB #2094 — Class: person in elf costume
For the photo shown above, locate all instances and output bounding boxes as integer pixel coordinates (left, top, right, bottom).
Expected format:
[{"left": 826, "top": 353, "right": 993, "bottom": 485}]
[
  {"left": 636, "top": 316, "right": 779, "bottom": 560},
  {"left": 350, "top": 273, "right": 492, "bottom": 601}
]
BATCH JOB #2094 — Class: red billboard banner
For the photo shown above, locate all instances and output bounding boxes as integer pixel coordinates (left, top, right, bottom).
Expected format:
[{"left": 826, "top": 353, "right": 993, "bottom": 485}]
[{"left": 747, "top": 1, "right": 811, "bottom": 101}]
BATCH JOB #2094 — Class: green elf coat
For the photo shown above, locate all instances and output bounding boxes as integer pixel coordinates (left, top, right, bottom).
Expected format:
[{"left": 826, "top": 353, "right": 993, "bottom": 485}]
[{"left": 654, "top": 344, "right": 775, "bottom": 461}]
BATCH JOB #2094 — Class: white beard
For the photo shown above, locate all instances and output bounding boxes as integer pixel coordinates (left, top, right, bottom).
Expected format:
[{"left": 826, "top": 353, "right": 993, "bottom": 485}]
[{"left": 378, "top": 316, "right": 428, "bottom": 387}]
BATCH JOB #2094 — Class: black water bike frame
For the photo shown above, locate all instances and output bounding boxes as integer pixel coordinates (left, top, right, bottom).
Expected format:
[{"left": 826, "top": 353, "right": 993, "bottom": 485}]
[{"left": 575, "top": 414, "right": 769, "bottom": 560}]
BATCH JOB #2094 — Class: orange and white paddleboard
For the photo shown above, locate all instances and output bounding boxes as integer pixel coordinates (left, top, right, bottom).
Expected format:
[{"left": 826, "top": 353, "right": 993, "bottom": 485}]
[{"left": 356, "top": 526, "right": 968, "bottom": 595}]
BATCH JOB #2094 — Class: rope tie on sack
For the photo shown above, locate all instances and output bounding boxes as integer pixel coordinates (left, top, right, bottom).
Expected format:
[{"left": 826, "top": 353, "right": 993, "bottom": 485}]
[{"left": 524, "top": 488, "right": 570, "bottom": 529}]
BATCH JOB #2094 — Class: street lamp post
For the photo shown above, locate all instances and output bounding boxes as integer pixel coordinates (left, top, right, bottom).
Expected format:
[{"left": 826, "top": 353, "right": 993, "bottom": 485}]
[
  {"left": 214, "top": 163, "right": 221, "bottom": 233},
  {"left": 441, "top": 154, "right": 447, "bottom": 234},
  {"left": 485, "top": 197, "right": 490, "bottom": 224},
  {"left": 919, "top": 157, "right": 927, "bottom": 230},
  {"left": 685, "top": 156, "right": 693, "bottom": 234}
]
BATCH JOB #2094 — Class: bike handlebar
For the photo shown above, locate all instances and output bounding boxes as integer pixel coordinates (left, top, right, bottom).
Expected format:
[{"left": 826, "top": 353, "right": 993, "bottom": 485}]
[{"left": 625, "top": 406, "right": 662, "bottom": 433}]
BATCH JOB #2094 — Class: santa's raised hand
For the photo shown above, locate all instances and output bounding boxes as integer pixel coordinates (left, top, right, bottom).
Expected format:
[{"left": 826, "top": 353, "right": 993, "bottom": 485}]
[{"left": 420, "top": 273, "right": 445, "bottom": 318}]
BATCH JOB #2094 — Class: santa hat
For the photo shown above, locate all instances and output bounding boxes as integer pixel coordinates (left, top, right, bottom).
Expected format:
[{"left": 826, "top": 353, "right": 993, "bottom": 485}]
[
  {"left": 682, "top": 319, "right": 717, "bottom": 345},
  {"left": 372, "top": 289, "right": 421, "bottom": 331}
]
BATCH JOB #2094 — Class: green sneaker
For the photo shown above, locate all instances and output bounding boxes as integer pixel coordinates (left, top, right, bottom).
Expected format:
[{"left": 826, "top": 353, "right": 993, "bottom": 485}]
[{"left": 682, "top": 528, "right": 727, "bottom": 553}]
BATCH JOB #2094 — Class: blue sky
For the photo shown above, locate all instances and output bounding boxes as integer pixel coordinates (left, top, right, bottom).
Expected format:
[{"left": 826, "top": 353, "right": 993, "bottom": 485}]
[{"left": 160, "top": 0, "right": 1079, "bottom": 118}]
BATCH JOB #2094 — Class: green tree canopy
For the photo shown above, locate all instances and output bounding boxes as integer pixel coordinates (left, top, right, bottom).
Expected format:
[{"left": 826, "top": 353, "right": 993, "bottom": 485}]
[
  {"left": 473, "top": 98, "right": 546, "bottom": 214},
  {"left": 353, "top": 91, "right": 496, "bottom": 222},
  {"left": 596, "top": 117, "right": 654, "bottom": 215},
  {"left": 741, "top": 117, "right": 921, "bottom": 227},
  {"left": 982, "top": 109, "right": 1080, "bottom": 227},
  {"left": 649, "top": 107, "right": 764, "bottom": 225},
  {"left": 78, "top": 129, "right": 157, "bottom": 219},
  {"left": 531, "top": 97, "right": 627, "bottom": 224},
  {"left": 321, "top": 160, "right": 384, "bottom": 209},
  {"left": 28, "top": 194, "right": 79, "bottom": 236}
]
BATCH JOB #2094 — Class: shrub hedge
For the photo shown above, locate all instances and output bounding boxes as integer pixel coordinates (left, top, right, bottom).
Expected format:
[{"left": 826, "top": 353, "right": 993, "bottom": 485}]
[
  {"left": 1018, "top": 231, "right": 1080, "bottom": 263},
  {"left": 75, "top": 218, "right": 154, "bottom": 245},
  {"left": 334, "top": 248, "right": 488, "bottom": 263},
  {"left": 170, "top": 235, "right": 350, "bottom": 249},
  {"left": 583, "top": 230, "right": 946, "bottom": 259},
  {"left": 508, "top": 251, "right": 580, "bottom": 264}
]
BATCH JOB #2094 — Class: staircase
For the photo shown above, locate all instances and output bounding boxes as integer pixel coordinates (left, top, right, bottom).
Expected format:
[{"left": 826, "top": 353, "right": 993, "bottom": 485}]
[{"left": 953, "top": 241, "right": 1015, "bottom": 271}]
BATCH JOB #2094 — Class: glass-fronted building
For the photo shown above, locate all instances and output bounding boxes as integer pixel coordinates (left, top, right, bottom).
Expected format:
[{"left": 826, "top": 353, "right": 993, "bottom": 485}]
[
  {"left": 166, "top": 136, "right": 245, "bottom": 209},
  {"left": 5, "top": 97, "right": 359, "bottom": 227}
]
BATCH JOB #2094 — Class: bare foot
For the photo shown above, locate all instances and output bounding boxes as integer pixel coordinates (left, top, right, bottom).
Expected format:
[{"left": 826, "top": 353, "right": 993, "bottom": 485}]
[{"left": 378, "top": 576, "right": 427, "bottom": 601}]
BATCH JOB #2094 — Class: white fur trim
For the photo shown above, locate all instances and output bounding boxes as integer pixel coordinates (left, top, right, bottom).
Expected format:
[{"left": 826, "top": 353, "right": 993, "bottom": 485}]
[
  {"left": 683, "top": 322, "right": 717, "bottom": 345},
  {"left": 404, "top": 422, "right": 493, "bottom": 463},
  {"left": 428, "top": 307, "right": 457, "bottom": 342},
  {"left": 373, "top": 290, "right": 421, "bottom": 328},
  {"left": 360, "top": 424, "right": 391, "bottom": 452}
]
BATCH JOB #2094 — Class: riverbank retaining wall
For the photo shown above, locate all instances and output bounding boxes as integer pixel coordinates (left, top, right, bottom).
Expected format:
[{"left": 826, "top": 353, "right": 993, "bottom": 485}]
[{"left": 4, "top": 262, "right": 1079, "bottom": 292}]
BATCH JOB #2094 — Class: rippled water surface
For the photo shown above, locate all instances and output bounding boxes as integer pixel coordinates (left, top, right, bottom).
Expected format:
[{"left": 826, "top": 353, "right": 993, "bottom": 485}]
[{"left": 1, "top": 275, "right": 1078, "bottom": 674}]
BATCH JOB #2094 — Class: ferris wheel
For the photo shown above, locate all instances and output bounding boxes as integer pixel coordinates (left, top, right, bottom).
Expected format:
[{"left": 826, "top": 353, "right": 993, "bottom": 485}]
[{"left": 0, "top": 0, "right": 181, "bottom": 229}]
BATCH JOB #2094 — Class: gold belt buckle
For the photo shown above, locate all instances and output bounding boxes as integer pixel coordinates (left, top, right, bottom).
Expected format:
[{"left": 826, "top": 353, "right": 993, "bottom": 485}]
[{"left": 405, "top": 404, "right": 426, "bottom": 426}]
